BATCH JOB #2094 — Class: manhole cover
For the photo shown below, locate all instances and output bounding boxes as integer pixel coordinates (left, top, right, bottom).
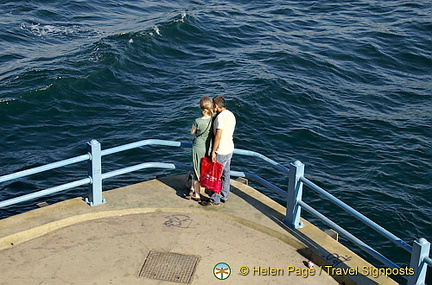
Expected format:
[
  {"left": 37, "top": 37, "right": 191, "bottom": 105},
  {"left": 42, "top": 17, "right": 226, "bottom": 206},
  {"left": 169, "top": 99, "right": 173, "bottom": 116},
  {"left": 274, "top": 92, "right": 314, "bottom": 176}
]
[{"left": 139, "top": 251, "right": 200, "bottom": 283}]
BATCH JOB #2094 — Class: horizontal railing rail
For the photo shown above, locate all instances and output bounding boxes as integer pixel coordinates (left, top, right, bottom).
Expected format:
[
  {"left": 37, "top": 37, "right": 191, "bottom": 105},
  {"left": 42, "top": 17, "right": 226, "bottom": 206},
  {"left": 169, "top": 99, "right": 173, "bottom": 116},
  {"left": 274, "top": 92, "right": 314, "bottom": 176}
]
[
  {"left": 297, "top": 200, "right": 400, "bottom": 268},
  {"left": 300, "top": 176, "right": 413, "bottom": 253},
  {"left": 426, "top": 257, "right": 432, "bottom": 267},
  {"left": 285, "top": 161, "right": 431, "bottom": 285},
  {"left": 0, "top": 178, "right": 92, "bottom": 209},
  {"left": 231, "top": 171, "right": 287, "bottom": 198},
  {"left": 0, "top": 139, "right": 430, "bottom": 285},
  {"left": 0, "top": 154, "right": 90, "bottom": 184},
  {"left": 0, "top": 139, "right": 288, "bottom": 208}
]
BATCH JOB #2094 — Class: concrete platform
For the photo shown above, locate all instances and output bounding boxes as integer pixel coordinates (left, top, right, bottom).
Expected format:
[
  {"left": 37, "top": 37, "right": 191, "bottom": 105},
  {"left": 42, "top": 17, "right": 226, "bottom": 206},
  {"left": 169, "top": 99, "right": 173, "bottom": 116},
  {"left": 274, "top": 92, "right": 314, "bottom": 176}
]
[{"left": 0, "top": 175, "right": 398, "bottom": 285}]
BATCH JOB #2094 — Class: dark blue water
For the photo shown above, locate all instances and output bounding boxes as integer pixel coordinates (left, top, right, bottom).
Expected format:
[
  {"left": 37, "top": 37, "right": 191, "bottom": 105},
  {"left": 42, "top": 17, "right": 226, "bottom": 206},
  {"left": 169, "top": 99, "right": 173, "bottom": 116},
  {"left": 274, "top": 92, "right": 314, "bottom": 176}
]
[{"left": 1, "top": 0, "right": 431, "bottom": 282}]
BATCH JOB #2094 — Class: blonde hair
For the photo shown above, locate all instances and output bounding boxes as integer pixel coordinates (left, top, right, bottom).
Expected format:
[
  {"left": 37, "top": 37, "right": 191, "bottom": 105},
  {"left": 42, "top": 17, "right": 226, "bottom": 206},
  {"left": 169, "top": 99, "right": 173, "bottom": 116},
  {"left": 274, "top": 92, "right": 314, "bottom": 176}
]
[{"left": 200, "top": 96, "right": 213, "bottom": 116}]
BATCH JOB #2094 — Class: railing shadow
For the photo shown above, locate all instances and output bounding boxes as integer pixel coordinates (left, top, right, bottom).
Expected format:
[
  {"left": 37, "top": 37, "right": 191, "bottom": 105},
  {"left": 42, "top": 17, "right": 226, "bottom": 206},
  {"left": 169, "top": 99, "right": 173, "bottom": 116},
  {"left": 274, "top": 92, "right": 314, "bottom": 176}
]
[
  {"left": 0, "top": 138, "right": 430, "bottom": 285},
  {"left": 228, "top": 182, "right": 380, "bottom": 285}
]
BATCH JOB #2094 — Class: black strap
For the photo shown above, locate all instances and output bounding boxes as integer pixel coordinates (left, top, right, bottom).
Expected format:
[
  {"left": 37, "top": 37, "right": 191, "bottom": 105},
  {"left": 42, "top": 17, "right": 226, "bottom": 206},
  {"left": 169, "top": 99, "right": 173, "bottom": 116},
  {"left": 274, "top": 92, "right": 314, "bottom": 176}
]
[{"left": 195, "top": 119, "right": 212, "bottom": 138}]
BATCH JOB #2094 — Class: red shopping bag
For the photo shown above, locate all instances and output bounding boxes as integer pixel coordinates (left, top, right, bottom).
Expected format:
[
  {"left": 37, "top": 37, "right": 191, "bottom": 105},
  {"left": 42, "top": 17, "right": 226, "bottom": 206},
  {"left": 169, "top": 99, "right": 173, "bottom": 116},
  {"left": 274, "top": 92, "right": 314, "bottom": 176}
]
[{"left": 200, "top": 157, "right": 223, "bottom": 193}]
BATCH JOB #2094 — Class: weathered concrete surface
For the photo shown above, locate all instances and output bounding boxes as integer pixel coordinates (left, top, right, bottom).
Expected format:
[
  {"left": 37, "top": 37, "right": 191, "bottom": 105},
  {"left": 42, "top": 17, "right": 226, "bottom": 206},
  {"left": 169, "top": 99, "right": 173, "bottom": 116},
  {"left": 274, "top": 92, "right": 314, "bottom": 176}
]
[{"left": 0, "top": 175, "right": 397, "bottom": 285}]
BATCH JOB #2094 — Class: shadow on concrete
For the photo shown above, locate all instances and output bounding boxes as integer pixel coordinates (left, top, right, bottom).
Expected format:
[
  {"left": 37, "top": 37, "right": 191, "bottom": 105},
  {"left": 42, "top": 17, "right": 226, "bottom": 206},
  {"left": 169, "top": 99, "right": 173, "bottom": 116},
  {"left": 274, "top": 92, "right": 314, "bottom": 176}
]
[
  {"left": 157, "top": 174, "right": 382, "bottom": 285},
  {"left": 229, "top": 185, "right": 379, "bottom": 285},
  {"left": 158, "top": 174, "right": 191, "bottom": 199}
]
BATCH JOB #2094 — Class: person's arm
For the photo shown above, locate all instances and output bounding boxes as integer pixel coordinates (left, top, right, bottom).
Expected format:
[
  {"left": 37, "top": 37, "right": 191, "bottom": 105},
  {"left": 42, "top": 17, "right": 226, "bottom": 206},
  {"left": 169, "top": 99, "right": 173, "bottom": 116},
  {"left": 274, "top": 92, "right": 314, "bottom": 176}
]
[
  {"left": 190, "top": 125, "right": 197, "bottom": 135},
  {"left": 211, "top": 129, "right": 222, "bottom": 162}
]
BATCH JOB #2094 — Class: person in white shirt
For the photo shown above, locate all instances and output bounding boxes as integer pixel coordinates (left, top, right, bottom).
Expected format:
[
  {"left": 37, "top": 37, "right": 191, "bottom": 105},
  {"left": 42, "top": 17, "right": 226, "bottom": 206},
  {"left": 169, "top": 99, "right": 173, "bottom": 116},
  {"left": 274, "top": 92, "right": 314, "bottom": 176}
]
[{"left": 201, "top": 96, "right": 236, "bottom": 206}]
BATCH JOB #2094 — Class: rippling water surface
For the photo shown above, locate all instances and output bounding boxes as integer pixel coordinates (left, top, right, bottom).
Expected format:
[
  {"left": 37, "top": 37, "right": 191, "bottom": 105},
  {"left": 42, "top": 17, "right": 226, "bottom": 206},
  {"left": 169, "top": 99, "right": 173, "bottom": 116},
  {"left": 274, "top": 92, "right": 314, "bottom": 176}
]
[{"left": 1, "top": 0, "right": 431, "bottom": 281}]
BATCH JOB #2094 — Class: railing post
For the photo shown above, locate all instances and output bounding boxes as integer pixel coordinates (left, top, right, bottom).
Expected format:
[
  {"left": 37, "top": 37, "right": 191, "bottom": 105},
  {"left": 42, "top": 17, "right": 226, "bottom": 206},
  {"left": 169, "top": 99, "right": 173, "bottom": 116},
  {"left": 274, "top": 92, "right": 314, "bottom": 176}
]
[
  {"left": 284, "top": 160, "right": 304, "bottom": 229},
  {"left": 408, "top": 238, "right": 430, "bottom": 285},
  {"left": 85, "top": 139, "right": 105, "bottom": 206}
]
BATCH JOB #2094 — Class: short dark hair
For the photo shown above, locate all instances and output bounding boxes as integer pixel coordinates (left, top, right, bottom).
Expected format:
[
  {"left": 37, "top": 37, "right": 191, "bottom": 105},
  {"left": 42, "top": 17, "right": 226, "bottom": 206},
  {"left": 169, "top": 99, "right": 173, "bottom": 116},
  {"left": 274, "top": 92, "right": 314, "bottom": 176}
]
[{"left": 213, "top": 96, "right": 226, "bottom": 108}]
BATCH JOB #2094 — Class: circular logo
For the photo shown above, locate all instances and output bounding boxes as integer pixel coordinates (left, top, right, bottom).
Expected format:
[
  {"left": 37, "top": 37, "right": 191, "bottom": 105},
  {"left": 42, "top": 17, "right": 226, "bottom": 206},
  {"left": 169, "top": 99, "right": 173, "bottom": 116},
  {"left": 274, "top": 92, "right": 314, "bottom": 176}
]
[{"left": 213, "top": 262, "right": 231, "bottom": 280}]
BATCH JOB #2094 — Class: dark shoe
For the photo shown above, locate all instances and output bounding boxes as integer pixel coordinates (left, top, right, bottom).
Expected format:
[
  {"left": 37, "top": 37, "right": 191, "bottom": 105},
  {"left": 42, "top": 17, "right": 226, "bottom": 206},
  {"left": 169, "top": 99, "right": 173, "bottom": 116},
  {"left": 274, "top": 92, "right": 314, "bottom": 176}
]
[
  {"left": 199, "top": 200, "right": 220, "bottom": 207},
  {"left": 200, "top": 196, "right": 210, "bottom": 202},
  {"left": 221, "top": 199, "right": 227, "bottom": 203}
]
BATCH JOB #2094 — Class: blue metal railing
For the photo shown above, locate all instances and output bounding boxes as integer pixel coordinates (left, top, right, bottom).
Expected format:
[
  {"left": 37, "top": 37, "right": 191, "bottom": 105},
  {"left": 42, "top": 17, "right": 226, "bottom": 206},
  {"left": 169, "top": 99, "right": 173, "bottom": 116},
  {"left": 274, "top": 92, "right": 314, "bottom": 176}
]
[
  {"left": 285, "top": 160, "right": 431, "bottom": 285},
  {"left": 300, "top": 176, "right": 412, "bottom": 253},
  {"left": 0, "top": 139, "right": 287, "bottom": 208},
  {"left": 0, "top": 139, "right": 430, "bottom": 284}
]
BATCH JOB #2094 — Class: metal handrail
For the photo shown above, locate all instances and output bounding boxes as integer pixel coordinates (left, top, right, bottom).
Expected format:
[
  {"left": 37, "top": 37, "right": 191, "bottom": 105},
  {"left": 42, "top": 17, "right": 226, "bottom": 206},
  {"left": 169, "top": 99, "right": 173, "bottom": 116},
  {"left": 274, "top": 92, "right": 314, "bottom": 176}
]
[
  {"left": 0, "top": 139, "right": 430, "bottom": 285},
  {"left": 285, "top": 161, "right": 431, "bottom": 285},
  {"left": 298, "top": 200, "right": 400, "bottom": 268},
  {"left": 0, "top": 154, "right": 90, "bottom": 184},
  {"left": 231, "top": 170, "right": 287, "bottom": 198},
  {"left": 300, "top": 176, "right": 413, "bottom": 254},
  {"left": 0, "top": 178, "right": 91, "bottom": 209},
  {"left": 426, "top": 257, "right": 432, "bottom": 267},
  {"left": 0, "top": 139, "right": 287, "bottom": 208}
]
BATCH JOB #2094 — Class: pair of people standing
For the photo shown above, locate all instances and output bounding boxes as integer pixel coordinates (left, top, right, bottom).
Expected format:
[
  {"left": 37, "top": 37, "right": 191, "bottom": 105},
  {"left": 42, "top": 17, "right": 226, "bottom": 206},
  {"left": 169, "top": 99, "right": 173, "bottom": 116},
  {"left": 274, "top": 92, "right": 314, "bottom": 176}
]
[{"left": 189, "top": 96, "right": 236, "bottom": 206}]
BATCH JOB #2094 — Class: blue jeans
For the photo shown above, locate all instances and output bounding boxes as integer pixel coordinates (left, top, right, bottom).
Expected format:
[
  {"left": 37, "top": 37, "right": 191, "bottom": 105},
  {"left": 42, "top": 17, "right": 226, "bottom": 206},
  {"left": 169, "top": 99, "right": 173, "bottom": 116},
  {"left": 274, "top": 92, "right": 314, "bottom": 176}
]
[{"left": 210, "top": 152, "right": 233, "bottom": 204}]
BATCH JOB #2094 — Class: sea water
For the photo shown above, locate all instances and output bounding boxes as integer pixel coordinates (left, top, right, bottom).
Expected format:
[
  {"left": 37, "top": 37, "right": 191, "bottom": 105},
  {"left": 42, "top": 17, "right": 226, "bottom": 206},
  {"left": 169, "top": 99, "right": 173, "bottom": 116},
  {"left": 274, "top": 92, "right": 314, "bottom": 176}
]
[{"left": 0, "top": 0, "right": 431, "bottom": 281}]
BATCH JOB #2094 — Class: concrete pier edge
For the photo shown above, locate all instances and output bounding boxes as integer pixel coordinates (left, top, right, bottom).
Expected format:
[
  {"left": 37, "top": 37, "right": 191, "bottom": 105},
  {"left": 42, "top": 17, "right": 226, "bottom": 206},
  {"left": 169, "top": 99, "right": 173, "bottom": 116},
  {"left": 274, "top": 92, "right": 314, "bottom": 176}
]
[{"left": 0, "top": 175, "right": 398, "bottom": 285}]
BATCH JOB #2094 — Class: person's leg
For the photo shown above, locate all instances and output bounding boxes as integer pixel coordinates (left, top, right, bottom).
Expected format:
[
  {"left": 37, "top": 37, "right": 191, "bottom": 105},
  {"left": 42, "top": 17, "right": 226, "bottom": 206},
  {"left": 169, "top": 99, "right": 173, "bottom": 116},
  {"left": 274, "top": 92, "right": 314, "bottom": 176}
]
[
  {"left": 210, "top": 152, "right": 232, "bottom": 204},
  {"left": 219, "top": 152, "right": 232, "bottom": 202},
  {"left": 192, "top": 180, "right": 201, "bottom": 200}
]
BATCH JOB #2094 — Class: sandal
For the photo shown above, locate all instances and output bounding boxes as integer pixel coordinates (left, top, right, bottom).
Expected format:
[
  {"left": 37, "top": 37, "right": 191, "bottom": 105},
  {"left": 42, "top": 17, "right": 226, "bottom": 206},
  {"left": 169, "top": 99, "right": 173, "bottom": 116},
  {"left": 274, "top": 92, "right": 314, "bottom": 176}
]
[
  {"left": 191, "top": 195, "right": 201, "bottom": 202},
  {"left": 185, "top": 190, "right": 194, "bottom": 200}
]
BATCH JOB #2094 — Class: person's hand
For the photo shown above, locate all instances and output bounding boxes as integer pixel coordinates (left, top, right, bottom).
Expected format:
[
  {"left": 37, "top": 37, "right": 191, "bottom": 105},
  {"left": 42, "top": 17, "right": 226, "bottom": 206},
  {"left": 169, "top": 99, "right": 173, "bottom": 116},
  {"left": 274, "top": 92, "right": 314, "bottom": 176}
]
[{"left": 211, "top": 152, "right": 216, "bottom": 163}]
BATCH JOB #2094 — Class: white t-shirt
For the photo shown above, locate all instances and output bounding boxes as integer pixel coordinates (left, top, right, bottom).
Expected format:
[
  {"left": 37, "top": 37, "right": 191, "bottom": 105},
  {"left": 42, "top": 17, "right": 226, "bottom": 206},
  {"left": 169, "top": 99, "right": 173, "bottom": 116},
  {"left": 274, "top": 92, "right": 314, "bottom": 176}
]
[{"left": 214, "top": 109, "right": 236, "bottom": 155}]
